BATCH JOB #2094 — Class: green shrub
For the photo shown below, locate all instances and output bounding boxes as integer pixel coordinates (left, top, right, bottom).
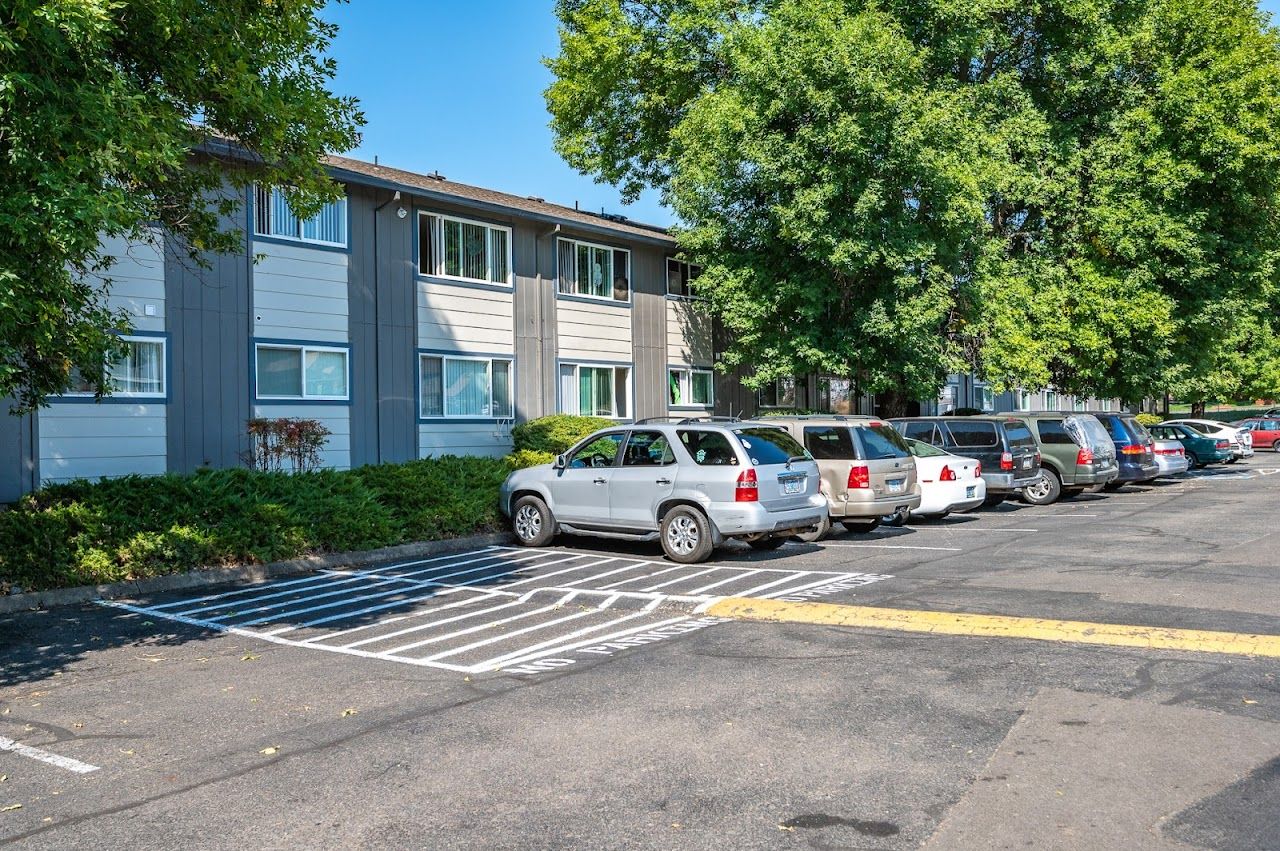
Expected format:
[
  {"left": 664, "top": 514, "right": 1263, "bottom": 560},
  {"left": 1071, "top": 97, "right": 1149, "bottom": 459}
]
[
  {"left": 0, "top": 456, "right": 512, "bottom": 595},
  {"left": 505, "top": 449, "right": 557, "bottom": 469},
  {"left": 1135, "top": 413, "right": 1163, "bottom": 427},
  {"left": 511, "top": 414, "right": 612, "bottom": 454}
]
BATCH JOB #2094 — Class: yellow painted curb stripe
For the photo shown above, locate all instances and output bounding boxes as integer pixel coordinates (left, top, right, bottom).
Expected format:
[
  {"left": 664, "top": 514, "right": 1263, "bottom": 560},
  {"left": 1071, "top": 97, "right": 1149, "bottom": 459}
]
[{"left": 704, "top": 597, "right": 1280, "bottom": 658}]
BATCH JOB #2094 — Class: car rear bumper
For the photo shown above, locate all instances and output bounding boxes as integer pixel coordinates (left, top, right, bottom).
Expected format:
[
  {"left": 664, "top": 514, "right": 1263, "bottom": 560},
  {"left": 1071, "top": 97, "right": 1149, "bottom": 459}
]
[
  {"left": 984, "top": 471, "right": 1041, "bottom": 492},
  {"left": 1155, "top": 457, "right": 1190, "bottom": 476},
  {"left": 1073, "top": 461, "right": 1119, "bottom": 485},
  {"left": 830, "top": 491, "right": 922, "bottom": 519},
  {"left": 1115, "top": 461, "right": 1161, "bottom": 482},
  {"left": 709, "top": 495, "right": 828, "bottom": 536},
  {"left": 913, "top": 478, "right": 986, "bottom": 516}
]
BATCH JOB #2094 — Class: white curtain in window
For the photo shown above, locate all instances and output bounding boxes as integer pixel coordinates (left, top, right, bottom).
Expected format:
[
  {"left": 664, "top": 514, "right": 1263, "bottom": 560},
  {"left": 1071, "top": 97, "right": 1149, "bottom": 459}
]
[
  {"left": 112, "top": 340, "right": 163, "bottom": 395},
  {"left": 462, "top": 223, "right": 487, "bottom": 281},
  {"left": 270, "top": 188, "right": 299, "bottom": 238},
  {"left": 488, "top": 228, "right": 509, "bottom": 283},
  {"left": 302, "top": 197, "right": 346, "bottom": 244},
  {"left": 445, "top": 359, "right": 491, "bottom": 416},
  {"left": 420, "top": 356, "right": 443, "bottom": 416},
  {"left": 558, "top": 240, "right": 576, "bottom": 294},
  {"left": 492, "top": 360, "right": 512, "bottom": 417},
  {"left": 304, "top": 350, "right": 347, "bottom": 398},
  {"left": 559, "top": 364, "right": 578, "bottom": 414}
]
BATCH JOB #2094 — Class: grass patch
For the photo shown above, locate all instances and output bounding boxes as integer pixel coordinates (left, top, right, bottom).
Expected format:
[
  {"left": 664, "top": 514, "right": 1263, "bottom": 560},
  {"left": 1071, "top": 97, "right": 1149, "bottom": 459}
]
[{"left": 0, "top": 456, "right": 519, "bottom": 595}]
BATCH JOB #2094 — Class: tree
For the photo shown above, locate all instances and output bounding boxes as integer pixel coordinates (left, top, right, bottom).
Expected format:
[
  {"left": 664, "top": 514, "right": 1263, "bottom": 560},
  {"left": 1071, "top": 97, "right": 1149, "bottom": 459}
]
[
  {"left": 546, "top": 0, "right": 1280, "bottom": 409},
  {"left": 0, "top": 0, "right": 363, "bottom": 412}
]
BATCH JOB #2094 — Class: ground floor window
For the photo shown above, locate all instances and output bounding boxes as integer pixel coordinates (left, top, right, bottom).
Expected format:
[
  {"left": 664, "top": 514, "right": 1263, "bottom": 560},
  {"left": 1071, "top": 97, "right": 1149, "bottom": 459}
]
[
  {"left": 255, "top": 343, "right": 349, "bottom": 400},
  {"left": 419, "top": 354, "right": 512, "bottom": 419},
  {"left": 757, "top": 376, "right": 805, "bottom": 409},
  {"left": 1045, "top": 390, "right": 1059, "bottom": 410},
  {"left": 817, "top": 376, "right": 855, "bottom": 414},
  {"left": 68, "top": 334, "right": 167, "bottom": 399},
  {"left": 976, "top": 385, "right": 995, "bottom": 412},
  {"left": 669, "top": 367, "right": 713, "bottom": 407},
  {"left": 1016, "top": 390, "right": 1032, "bottom": 411},
  {"left": 560, "top": 363, "right": 629, "bottom": 418}
]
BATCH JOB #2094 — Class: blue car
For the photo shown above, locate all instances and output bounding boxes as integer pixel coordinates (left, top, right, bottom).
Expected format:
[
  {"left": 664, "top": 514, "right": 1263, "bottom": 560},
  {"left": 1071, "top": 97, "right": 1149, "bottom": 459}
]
[{"left": 1084, "top": 412, "right": 1160, "bottom": 487}]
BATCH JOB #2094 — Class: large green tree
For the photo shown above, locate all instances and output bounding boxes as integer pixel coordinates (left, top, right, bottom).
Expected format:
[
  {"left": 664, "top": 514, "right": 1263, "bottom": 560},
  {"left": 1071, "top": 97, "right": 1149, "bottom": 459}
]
[
  {"left": 546, "top": 0, "right": 1280, "bottom": 410},
  {"left": 0, "top": 0, "right": 363, "bottom": 412}
]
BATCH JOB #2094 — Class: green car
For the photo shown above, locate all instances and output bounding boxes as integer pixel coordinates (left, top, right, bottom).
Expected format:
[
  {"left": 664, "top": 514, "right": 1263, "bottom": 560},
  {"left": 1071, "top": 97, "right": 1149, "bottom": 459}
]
[
  {"left": 1000, "top": 412, "right": 1120, "bottom": 505},
  {"left": 1148, "top": 424, "right": 1233, "bottom": 468}
]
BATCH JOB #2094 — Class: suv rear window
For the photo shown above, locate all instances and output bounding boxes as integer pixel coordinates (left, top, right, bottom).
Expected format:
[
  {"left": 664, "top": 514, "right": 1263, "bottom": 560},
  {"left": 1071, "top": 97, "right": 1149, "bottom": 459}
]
[
  {"left": 1100, "top": 415, "right": 1129, "bottom": 442},
  {"left": 803, "top": 426, "right": 858, "bottom": 460},
  {"left": 1124, "top": 417, "right": 1152, "bottom": 442},
  {"left": 1003, "top": 422, "right": 1036, "bottom": 447},
  {"left": 857, "top": 424, "right": 910, "bottom": 459},
  {"left": 899, "top": 421, "right": 941, "bottom": 445},
  {"left": 945, "top": 421, "right": 998, "bottom": 448},
  {"left": 734, "top": 427, "right": 808, "bottom": 466},
  {"left": 1036, "top": 419, "right": 1076, "bottom": 445},
  {"left": 677, "top": 430, "right": 739, "bottom": 466}
]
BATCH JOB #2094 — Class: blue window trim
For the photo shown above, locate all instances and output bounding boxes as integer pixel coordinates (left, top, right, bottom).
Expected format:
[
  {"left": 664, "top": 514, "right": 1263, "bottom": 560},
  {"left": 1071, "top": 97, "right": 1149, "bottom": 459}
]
[
  {"left": 49, "top": 329, "right": 172, "bottom": 405},
  {"left": 413, "top": 207, "right": 515, "bottom": 290},
  {"left": 554, "top": 235, "right": 633, "bottom": 307},
  {"left": 555, "top": 358, "right": 635, "bottom": 421},
  {"left": 251, "top": 337, "right": 353, "bottom": 407},
  {"left": 247, "top": 184, "right": 352, "bottom": 255},
  {"left": 416, "top": 347, "right": 516, "bottom": 424},
  {"left": 666, "top": 363, "right": 716, "bottom": 410}
]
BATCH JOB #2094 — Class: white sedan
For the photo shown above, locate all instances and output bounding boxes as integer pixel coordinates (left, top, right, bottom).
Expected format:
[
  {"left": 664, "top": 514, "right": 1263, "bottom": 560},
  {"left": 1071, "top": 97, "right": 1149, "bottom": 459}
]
[
  {"left": 903, "top": 438, "right": 986, "bottom": 519},
  {"left": 1161, "top": 419, "right": 1253, "bottom": 460}
]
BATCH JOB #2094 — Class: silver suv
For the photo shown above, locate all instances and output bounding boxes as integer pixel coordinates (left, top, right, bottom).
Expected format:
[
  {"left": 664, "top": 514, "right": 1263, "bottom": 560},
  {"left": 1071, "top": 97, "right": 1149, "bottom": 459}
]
[{"left": 499, "top": 419, "right": 827, "bottom": 563}]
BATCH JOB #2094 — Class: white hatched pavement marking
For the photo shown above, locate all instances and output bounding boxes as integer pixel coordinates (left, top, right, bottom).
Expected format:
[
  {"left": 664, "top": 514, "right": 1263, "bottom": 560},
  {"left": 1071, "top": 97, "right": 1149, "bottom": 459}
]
[
  {"left": 0, "top": 736, "right": 100, "bottom": 775},
  {"left": 101, "top": 548, "right": 891, "bottom": 674}
]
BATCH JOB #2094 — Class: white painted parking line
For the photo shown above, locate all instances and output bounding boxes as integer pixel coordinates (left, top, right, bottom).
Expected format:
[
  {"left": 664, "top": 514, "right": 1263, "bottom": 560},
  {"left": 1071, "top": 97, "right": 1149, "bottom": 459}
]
[
  {"left": 103, "top": 547, "right": 893, "bottom": 675},
  {"left": 821, "top": 543, "right": 962, "bottom": 552},
  {"left": 926, "top": 528, "right": 1038, "bottom": 534},
  {"left": 0, "top": 736, "right": 100, "bottom": 775}
]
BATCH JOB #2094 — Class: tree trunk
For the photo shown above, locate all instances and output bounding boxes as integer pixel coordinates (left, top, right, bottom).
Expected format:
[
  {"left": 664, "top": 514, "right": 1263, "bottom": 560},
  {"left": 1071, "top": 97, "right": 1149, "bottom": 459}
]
[
  {"left": 875, "top": 387, "right": 912, "bottom": 419},
  {"left": 1191, "top": 400, "right": 1206, "bottom": 418},
  {"left": 1162, "top": 392, "right": 1171, "bottom": 417}
]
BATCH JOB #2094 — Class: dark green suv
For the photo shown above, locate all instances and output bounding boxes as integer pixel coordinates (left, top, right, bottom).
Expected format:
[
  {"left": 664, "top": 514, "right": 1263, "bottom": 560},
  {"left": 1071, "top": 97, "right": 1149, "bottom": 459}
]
[{"left": 1000, "top": 412, "right": 1120, "bottom": 505}]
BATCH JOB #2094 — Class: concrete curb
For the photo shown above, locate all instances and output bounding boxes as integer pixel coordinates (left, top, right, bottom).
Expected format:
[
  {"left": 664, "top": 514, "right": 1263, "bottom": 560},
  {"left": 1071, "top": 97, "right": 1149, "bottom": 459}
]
[{"left": 0, "top": 531, "right": 515, "bottom": 616}]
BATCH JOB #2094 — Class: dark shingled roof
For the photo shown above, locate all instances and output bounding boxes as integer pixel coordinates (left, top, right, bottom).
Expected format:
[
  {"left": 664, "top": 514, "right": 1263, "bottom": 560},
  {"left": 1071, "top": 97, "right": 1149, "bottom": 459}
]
[{"left": 323, "top": 154, "right": 675, "bottom": 245}]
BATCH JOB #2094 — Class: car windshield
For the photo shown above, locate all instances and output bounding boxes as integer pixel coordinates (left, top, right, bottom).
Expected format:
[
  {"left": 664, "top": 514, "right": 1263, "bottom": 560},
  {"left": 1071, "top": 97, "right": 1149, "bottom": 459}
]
[
  {"left": 734, "top": 427, "right": 809, "bottom": 466},
  {"left": 906, "top": 438, "right": 950, "bottom": 458},
  {"left": 857, "top": 424, "right": 910, "bottom": 459}
]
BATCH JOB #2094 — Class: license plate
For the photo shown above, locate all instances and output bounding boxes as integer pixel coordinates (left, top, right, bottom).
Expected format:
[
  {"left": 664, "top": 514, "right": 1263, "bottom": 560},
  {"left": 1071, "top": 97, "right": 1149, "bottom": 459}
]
[
  {"left": 966, "top": 486, "right": 976, "bottom": 498},
  {"left": 1021, "top": 458, "right": 1032, "bottom": 469},
  {"left": 887, "top": 478, "right": 904, "bottom": 493},
  {"left": 781, "top": 476, "right": 803, "bottom": 495}
]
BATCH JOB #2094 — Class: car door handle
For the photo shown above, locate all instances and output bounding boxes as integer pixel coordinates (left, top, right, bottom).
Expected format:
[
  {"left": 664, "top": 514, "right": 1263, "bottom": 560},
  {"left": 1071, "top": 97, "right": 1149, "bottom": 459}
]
[
  {"left": 655, "top": 478, "right": 672, "bottom": 485},
  {"left": 593, "top": 477, "right": 607, "bottom": 485}
]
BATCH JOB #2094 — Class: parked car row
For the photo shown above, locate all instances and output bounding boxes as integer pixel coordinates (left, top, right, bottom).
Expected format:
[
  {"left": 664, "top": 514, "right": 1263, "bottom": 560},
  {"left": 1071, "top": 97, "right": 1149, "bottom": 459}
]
[{"left": 499, "top": 409, "right": 1263, "bottom": 564}]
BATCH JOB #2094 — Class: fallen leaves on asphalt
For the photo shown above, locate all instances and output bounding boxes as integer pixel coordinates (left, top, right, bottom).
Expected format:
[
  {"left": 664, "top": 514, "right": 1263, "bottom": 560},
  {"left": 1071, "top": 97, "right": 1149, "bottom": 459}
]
[
  {"left": 259, "top": 746, "right": 279, "bottom": 755},
  {"left": 1, "top": 804, "right": 21, "bottom": 812},
  {"left": 341, "top": 708, "right": 358, "bottom": 717},
  {"left": 241, "top": 653, "right": 260, "bottom": 662}
]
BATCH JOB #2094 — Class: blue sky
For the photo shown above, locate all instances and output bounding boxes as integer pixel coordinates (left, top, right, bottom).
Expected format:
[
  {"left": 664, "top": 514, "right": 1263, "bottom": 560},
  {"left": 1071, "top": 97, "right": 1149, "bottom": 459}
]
[{"left": 324, "top": 1, "right": 1280, "bottom": 231}]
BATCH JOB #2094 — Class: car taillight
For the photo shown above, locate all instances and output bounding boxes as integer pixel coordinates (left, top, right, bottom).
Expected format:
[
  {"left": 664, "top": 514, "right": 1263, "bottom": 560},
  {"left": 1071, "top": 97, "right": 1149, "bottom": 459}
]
[
  {"left": 1216, "top": 439, "right": 1230, "bottom": 449},
  {"left": 1076, "top": 447, "right": 1094, "bottom": 465},
  {"left": 847, "top": 465, "right": 870, "bottom": 489},
  {"left": 940, "top": 465, "right": 957, "bottom": 481},
  {"left": 974, "top": 462, "right": 982, "bottom": 478},
  {"left": 1000, "top": 452, "right": 1013, "bottom": 471},
  {"left": 1120, "top": 444, "right": 1146, "bottom": 455},
  {"left": 735, "top": 468, "right": 759, "bottom": 502}
]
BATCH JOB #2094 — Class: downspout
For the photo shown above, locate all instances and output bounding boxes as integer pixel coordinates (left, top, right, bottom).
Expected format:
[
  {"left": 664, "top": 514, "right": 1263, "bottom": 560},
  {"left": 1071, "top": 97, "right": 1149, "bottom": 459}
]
[{"left": 372, "top": 190, "right": 401, "bottom": 463}]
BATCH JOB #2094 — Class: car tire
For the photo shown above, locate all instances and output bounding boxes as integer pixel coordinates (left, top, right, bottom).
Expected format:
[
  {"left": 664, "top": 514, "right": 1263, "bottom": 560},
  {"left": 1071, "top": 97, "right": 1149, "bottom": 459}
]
[
  {"left": 982, "top": 493, "right": 1006, "bottom": 508},
  {"left": 1185, "top": 452, "right": 1200, "bottom": 469},
  {"left": 1273, "top": 440, "right": 1280, "bottom": 452},
  {"left": 660, "top": 506, "right": 715, "bottom": 564},
  {"left": 748, "top": 536, "right": 788, "bottom": 551},
  {"left": 1225, "top": 457, "right": 1238, "bottom": 464},
  {"left": 792, "top": 513, "right": 831, "bottom": 544},
  {"left": 511, "top": 495, "right": 556, "bottom": 548},
  {"left": 1021, "top": 469, "right": 1062, "bottom": 505},
  {"left": 841, "top": 518, "right": 881, "bottom": 533}
]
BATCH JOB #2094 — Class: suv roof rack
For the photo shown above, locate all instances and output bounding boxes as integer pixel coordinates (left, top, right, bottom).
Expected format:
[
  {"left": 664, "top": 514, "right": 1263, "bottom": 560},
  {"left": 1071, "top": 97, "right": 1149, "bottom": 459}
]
[{"left": 634, "top": 416, "right": 687, "bottom": 425}]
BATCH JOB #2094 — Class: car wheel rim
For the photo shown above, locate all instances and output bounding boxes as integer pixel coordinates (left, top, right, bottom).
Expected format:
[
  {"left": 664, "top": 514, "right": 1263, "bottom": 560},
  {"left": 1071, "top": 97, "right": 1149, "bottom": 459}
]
[
  {"left": 514, "top": 505, "right": 541, "bottom": 541},
  {"left": 666, "top": 515, "right": 699, "bottom": 555},
  {"left": 1026, "top": 476, "right": 1051, "bottom": 500}
]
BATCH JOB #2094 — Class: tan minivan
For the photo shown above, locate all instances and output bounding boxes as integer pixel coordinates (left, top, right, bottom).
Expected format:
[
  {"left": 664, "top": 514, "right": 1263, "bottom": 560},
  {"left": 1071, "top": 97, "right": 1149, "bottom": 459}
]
[{"left": 764, "top": 416, "right": 921, "bottom": 541}]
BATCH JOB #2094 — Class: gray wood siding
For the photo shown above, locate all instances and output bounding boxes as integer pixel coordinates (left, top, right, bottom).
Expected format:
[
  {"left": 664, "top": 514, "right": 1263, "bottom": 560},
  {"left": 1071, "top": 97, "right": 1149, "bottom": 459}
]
[
  {"left": 348, "top": 186, "right": 416, "bottom": 466},
  {"left": 165, "top": 189, "right": 252, "bottom": 472},
  {"left": 419, "top": 423, "right": 513, "bottom": 459},
  {"left": 631, "top": 246, "right": 667, "bottom": 420},
  {"left": 253, "top": 402, "right": 351, "bottom": 469},
  {"left": 39, "top": 403, "right": 167, "bottom": 484},
  {"left": 512, "top": 222, "right": 552, "bottom": 420},
  {"left": 0, "top": 405, "right": 37, "bottom": 503},
  {"left": 252, "top": 240, "right": 349, "bottom": 343}
]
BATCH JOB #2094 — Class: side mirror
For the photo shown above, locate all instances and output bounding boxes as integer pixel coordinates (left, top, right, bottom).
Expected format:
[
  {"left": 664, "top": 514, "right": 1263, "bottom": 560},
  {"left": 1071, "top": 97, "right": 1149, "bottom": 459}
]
[{"left": 553, "top": 455, "right": 566, "bottom": 470}]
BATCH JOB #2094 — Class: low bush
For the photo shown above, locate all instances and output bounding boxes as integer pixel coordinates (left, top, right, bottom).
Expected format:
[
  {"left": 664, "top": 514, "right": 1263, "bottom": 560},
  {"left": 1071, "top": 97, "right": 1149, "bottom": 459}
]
[
  {"left": 511, "top": 414, "right": 612, "bottom": 454},
  {"left": 504, "top": 449, "right": 557, "bottom": 469},
  {"left": 0, "top": 456, "right": 514, "bottom": 595},
  {"left": 1135, "top": 413, "right": 1163, "bottom": 427}
]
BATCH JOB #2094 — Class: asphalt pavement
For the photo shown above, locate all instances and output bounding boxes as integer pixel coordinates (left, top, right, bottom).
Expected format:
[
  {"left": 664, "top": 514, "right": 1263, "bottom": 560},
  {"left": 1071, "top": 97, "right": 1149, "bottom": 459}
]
[{"left": 2, "top": 455, "right": 1279, "bottom": 849}]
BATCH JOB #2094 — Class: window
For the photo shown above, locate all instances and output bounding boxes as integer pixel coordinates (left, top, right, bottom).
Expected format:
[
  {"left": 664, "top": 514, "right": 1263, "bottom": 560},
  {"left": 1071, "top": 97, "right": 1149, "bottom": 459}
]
[
  {"left": 1016, "top": 390, "right": 1032, "bottom": 412},
  {"left": 621, "top": 431, "right": 676, "bottom": 466},
  {"left": 939, "top": 383, "right": 959, "bottom": 413},
  {"left": 1045, "top": 390, "right": 1059, "bottom": 410},
  {"left": 758, "top": 377, "right": 805, "bottom": 409},
  {"left": 557, "top": 238, "right": 630, "bottom": 301},
  {"left": 1004, "top": 421, "right": 1037, "bottom": 448},
  {"left": 568, "top": 432, "right": 624, "bottom": 468},
  {"left": 976, "top": 385, "right": 995, "bottom": 412},
  {"left": 858, "top": 424, "right": 910, "bottom": 459},
  {"left": 1037, "top": 419, "right": 1076, "bottom": 445},
  {"left": 678, "top": 430, "right": 738, "bottom": 466},
  {"left": 945, "top": 421, "right": 999, "bottom": 448},
  {"left": 417, "top": 212, "right": 511, "bottom": 285},
  {"left": 254, "top": 185, "right": 347, "bottom": 247},
  {"left": 559, "top": 363, "right": 629, "bottom": 418},
  {"left": 419, "top": 354, "right": 512, "bottom": 419},
  {"left": 68, "top": 335, "right": 166, "bottom": 399},
  {"left": 901, "top": 421, "right": 942, "bottom": 445},
  {"left": 666, "top": 258, "right": 702, "bottom": 298},
  {"left": 733, "top": 427, "right": 808, "bottom": 465},
  {"left": 1073, "top": 397, "right": 1087, "bottom": 411},
  {"left": 669, "top": 368, "right": 713, "bottom": 407},
  {"left": 817, "top": 376, "right": 854, "bottom": 414},
  {"left": 255, "top": 343, "right": 349, "bottom": 400},
  {"left": 804, "top": 427, "right": 859, "bottom": 460}
]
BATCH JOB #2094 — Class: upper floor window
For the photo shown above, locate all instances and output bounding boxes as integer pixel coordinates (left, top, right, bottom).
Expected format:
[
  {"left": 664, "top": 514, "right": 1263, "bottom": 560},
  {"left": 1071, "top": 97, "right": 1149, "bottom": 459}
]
[
  {"left": 419, "top": 354, "right": 513, "bottom": 419},
  {"left": 1045, "top": 390, "right": 1059, "bottom": 410},
  {"left": 557, "top": 238, "right": 629, "bottom": 302},
  {"left": 418, "top": 212, "right": 511, "bottom": 285},
  {"left": 254, "top": 186, "right": 347, "bottom": 247},
  {"left": 67, "top": 335, "right": 166, "bottom": 399},
  {"left": 666, "top": 258, "right": 702, "bottom": 298},
  {"left": 255, "top": 343, "right": 349, "bottom": 401}
]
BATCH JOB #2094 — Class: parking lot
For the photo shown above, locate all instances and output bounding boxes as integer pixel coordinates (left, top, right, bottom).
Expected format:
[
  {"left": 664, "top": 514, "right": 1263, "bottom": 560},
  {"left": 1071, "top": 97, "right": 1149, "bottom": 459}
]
[{"left": 3, "top": 456, "right": 1280, "bottom": 849}]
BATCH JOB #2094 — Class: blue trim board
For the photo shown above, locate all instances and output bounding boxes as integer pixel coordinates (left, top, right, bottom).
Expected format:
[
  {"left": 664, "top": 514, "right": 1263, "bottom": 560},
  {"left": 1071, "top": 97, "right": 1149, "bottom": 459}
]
[
  {"left": 554, "top": 292, "right": 633, "bottom": 309},
  {"left": 246, "top": 184, "right": 353, "bottom": 255},
  {"left": 415, "top": 348, "right": 518, "bottom": 425},
  {"left": 250, "top": 337, "right": 353, "bottom": 407},
  {"left": 48, "top": 329, "right": 173, "bottom": 405}
]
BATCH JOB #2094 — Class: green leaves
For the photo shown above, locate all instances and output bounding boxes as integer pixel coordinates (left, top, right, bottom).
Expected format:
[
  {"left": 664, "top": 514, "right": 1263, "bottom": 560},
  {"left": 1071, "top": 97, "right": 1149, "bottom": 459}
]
[
  {"left": 0, "top": 0, "right": 364, "bottom": 410},
  {"left": 547, "top": 0, "right": 1280, "bottom": 407}
]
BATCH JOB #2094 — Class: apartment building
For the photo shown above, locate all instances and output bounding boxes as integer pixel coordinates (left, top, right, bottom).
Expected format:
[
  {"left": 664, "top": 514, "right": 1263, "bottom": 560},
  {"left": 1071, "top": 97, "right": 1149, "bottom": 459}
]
[{"left": 0, "top": 154, "right": 717, "bottom": 501}]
